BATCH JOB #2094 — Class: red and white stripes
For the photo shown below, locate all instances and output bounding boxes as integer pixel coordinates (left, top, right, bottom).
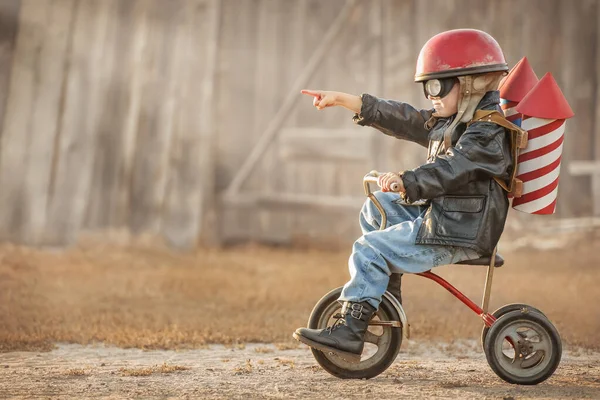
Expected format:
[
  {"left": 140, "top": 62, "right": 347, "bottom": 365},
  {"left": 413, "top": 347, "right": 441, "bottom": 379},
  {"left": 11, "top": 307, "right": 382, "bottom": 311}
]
[
  {"left": 509, "top": 72, "right": 574, "bottom": 215},
  {"left": 511, "top": 117, "right": 566, "bottom": 214}
]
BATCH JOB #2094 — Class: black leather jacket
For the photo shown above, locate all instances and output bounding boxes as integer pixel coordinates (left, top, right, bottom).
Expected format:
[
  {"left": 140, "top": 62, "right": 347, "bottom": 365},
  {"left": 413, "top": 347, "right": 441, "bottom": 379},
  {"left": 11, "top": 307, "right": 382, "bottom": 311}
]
[{"left": 355, "top": 91, "right": 512, "bottom": 255}]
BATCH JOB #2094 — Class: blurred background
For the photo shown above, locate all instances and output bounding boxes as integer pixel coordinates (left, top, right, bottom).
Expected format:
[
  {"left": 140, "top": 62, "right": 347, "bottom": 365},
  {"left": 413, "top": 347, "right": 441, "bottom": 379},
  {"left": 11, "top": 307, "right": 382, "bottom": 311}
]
[
  {"left": 0, "top": 0, "right": 599, "bottom": 352},
  {"left": 0, "top": 0, "right": 598, "bottom": 249}
]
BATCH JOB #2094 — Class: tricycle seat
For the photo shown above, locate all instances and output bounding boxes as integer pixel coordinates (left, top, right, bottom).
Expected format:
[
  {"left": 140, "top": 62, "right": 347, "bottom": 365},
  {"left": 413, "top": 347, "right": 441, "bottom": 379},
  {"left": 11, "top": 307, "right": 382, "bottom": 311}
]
[{"left": 456, "top": 254, "right": 504, "bottom": 267}]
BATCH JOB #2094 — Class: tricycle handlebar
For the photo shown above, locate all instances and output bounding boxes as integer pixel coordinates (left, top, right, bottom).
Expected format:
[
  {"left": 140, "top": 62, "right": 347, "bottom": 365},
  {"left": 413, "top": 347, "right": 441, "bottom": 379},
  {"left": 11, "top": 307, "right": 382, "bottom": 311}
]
[
  {"left": 363, "top": 170, "right": 400, "bottom": 196},
  {"left": 362, "top": 170, "right": 400, "bottom": 230}
]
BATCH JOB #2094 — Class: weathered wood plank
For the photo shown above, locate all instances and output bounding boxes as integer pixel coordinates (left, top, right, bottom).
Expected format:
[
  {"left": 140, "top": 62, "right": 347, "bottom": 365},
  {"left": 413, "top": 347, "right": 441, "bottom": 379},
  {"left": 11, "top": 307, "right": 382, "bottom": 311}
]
[
  {"left": 251, "top": 0, "right": 296, "bottom": 243},
  {"left": 196, "top": 0, "right": 222, "bottom": 245},
  {"left": 554, "top": 0, "right": 595, "bottom": 217},
  {"left": 0, "top": 0, "right": 20, "bottom": 139},
  {"left": 83, "top": 0, "right": 145, "bottom": 231},
  {"left": 0, "top": 0, "right": 39, "bottom": 241},
  {"left": 127, "top": 0, "right": 183, "bottom": 235},
  {"left": 279, "top": 128, "right": 371, "bottom": 162},
  {"left": 43, "top": 0, "right": 112, "bottom": 244},
  {"left": 594, "top": 1, "right": 600, "bottom": 217},
  {"left": 568, "top": 161, "right": 600, "bottom": 176},
  {"left": 161, "top": 0, "right": 219, "bottom": 248},
  {"left": 216, "top": 0, "right": 260, "bottom": 242},
  {"left": 0, "top": 0, "right": 76, "bottom": 244},
  {"left": 283, "top": 0, "right": 309, "bottom": 243},
  {"left": 290, "top": 0, "right": 347, "bottom": 240},
  {"left": 112, "top": 0, "right": 148, "bottom": 230}
]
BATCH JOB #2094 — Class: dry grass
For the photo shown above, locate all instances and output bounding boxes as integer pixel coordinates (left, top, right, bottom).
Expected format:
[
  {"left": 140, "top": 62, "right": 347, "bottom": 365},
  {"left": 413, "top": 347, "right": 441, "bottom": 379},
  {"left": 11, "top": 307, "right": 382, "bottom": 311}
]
[
  {"left": 64, "top": 368, "right": 88, "bottom": 376},
  {"left": 0, "top": 235, "right": 599, "bottom": 353},
  {"left": 254, "top": 347, "right": 273, "bottom": 354},
  {"left": 119, "top": 367, "right": 154, "bottom": 377},
  {"left": 156, "top": 363, "right": 190, "bottom": 373},
  {"left": 274, "top": 342, "right": 300, "bottom": 350},
  {"left": 233, "top": 359, "right": 253, "bottom": 375},
  {"left": 438, "top": 380, "right": 468, "bottom": 388},
  {"left": 275, "top": 358, "right": 295, "bottom": 369},
  {"left": 119, "top": 363, "right": 190, "bottom": 377}
]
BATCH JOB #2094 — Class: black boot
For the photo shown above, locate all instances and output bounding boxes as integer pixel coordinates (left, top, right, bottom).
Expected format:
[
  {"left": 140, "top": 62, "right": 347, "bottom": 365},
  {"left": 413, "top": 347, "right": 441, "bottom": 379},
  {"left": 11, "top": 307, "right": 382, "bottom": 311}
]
[
  {"left": 293, "top": 301, "right": 377, "bottom": 364},
  {"left": 386, "top": 273, "right": 403, "bottom": 305}
]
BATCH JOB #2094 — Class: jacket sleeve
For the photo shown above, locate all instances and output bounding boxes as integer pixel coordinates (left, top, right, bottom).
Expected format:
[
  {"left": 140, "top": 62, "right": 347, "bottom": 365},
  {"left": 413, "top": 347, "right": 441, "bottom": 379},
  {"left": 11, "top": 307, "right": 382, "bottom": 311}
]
[
  {"left": 401, "top": 122, "right": 512, "bottom": 202},
  {"left": 353, "top": 93, "right": 433, "bottom": 148}
]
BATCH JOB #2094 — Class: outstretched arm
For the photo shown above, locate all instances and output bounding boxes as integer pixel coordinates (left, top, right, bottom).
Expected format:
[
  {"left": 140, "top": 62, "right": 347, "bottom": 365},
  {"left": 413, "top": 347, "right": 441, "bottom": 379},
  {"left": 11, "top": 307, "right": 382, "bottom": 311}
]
[
  {"left": 301, "top": 90, "right": 433, "bottom": 148},
  {"left": 300, "top": 89, "right": 362, "bottom": 113},
  {"left": 354, "top": 94, "right": 432, "bottom": 148}
]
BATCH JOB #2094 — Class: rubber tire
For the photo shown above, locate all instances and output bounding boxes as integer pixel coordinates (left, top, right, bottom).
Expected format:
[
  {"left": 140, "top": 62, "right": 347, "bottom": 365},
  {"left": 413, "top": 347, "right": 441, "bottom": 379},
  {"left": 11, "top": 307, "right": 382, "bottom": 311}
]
[
  {"left": 481, "top": 304, "right": 545, "bottom": 350},
  {"left": 307, "top": 286, "right": 402, "bottom": 379},
  {"left": 484, "top": 309, "right": 562, "bottom": 385}
]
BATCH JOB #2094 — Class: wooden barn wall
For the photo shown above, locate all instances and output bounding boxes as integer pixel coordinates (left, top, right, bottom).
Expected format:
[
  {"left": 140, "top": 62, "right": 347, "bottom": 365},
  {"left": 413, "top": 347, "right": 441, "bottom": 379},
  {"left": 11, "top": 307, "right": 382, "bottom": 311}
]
[
  {"left": 0, "top": 0, "right": 219, "bottom": 247},
  {"left": 0, "top": 0, "right": 597, "bottom": 248}
]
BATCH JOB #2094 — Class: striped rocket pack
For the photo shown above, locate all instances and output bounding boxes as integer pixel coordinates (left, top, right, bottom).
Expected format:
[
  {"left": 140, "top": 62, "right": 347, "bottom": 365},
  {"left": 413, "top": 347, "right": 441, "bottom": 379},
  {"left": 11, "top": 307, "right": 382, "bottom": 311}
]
[{"left": 511, "top": 73, "right": 574, "bottom": 214}]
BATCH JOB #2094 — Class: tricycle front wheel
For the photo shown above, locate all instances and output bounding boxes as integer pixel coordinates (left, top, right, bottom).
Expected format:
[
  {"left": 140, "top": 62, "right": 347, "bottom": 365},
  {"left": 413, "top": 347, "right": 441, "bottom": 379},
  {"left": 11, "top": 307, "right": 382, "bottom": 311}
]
[{"left": 306, "top": 286, "right": 403, "bottom": 379}]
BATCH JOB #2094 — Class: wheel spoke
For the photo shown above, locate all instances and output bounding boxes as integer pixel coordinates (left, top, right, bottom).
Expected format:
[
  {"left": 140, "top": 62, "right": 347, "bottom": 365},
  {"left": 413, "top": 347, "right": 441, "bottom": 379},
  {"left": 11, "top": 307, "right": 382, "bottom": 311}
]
[
  {"left": 521, "top": 352, "right": 544, "bottom": 368},
  {"left": 504, "top": 327, "right": 523, "bottom": 362},
  {"left": 529, "top": 339, "right": 549, "bottom": 354},
  {"left": 518, "top": 328, "right": 539, "bottom": 341},
  {"left": 364, "top": 330, "right": 381, "bottom": 345},
  {"left": 503, "top": 326, "right": 548, "bottom": 369}
]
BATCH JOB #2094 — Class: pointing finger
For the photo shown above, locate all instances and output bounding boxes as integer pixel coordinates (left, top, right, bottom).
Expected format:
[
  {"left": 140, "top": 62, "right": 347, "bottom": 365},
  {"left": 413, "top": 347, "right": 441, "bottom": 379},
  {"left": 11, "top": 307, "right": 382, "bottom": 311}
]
[{"left": 301, "top": 89, "right": 321, "bottom": 99}]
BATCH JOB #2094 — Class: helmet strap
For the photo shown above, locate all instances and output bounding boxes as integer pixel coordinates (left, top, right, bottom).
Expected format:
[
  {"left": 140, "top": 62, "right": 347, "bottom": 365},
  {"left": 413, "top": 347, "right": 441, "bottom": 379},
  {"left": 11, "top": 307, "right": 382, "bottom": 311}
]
[
  {"left": 442, "top": 75, "right": 473, "bottom": 150},
  {"left": 441, "top": 73, "right": 504, "bottom": 150}
]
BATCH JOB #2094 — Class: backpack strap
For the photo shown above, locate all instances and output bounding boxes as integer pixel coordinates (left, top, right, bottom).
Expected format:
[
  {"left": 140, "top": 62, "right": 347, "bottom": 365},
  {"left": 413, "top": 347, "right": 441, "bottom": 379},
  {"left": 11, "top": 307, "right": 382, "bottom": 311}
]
[{"left": 468, "top": 110, "right": 528, "bottom": 198}]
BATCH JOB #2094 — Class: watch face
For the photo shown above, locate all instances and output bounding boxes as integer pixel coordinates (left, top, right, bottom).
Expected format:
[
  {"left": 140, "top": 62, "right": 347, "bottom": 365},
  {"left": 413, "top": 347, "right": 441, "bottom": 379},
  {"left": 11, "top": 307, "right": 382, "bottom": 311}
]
[{"left": 423, "top": 78, "right": 456, "bottom": 99}]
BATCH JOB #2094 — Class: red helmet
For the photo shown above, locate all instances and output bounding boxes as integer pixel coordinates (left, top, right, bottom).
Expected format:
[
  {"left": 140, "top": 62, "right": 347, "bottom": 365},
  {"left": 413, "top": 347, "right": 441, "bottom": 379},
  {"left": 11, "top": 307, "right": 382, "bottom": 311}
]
[{"left": 414, "top": 29, "right": 508, "bottom": 82}]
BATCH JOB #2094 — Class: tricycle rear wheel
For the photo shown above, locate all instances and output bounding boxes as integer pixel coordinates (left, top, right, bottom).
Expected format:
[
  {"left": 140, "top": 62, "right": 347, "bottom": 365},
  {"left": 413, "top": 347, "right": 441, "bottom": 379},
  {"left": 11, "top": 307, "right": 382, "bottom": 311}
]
[
  {"left": 484, "top": 309, "right": 561, "bottom": 385},
  {"left": 481, "top": 304, "right": 545, "bottom": 350}
]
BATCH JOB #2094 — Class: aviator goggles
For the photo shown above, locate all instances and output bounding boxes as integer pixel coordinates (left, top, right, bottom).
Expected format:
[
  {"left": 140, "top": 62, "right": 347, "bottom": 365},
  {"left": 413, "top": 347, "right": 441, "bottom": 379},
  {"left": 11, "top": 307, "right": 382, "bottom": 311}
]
[{"left": 422, "top": 78, "right": 457, "bottom": 99}]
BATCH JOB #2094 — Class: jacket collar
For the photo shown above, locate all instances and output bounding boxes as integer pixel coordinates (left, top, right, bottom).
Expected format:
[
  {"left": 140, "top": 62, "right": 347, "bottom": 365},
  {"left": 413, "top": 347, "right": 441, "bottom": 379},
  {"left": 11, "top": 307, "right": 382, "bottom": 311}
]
[{"left": 477, "top": 90, "right": 500, "bottom": 110}]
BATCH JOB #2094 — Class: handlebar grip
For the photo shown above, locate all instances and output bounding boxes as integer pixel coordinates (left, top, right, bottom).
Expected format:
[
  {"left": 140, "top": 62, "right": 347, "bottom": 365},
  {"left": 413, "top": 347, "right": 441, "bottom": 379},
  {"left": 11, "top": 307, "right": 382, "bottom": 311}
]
[{"left": 364, "top": 171, "right": 401, "bottom": 192}]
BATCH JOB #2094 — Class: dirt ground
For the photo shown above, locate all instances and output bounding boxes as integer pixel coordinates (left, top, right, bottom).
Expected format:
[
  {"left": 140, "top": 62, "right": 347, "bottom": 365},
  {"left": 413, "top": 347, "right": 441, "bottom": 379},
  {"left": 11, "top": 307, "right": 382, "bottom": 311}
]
[
  {"left": 0, "top": 232, "right": 599, "bottom": 398},
  {"left": 0, "top": 341, "right": 598, "bottom": 399}
]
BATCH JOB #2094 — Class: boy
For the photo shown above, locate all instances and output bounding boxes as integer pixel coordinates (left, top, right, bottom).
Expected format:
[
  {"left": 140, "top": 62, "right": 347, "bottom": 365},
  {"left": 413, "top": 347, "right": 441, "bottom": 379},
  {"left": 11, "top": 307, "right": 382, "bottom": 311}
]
[{"left": 293, "top": 29, "right": 514, "bottom": 363}]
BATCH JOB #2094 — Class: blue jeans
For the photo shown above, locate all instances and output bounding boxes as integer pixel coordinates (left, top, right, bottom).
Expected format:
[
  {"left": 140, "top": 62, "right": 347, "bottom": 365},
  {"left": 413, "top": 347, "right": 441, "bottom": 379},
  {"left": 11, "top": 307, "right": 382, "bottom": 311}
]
[{"left": 339, "top": 191, "right": 480, "bottom": 309}]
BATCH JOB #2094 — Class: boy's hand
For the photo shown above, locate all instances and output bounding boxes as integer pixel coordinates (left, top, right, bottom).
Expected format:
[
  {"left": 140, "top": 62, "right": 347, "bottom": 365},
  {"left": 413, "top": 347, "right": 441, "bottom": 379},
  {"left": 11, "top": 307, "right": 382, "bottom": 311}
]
[
  {"left": 301, "top": 89, "right": 338, "bottom": 110},
  {"left": 301, "top": 90, "right": 363, "bottom": 113},
  {"left": 377, "top": 172, "right": 405, "bottom": 193}
]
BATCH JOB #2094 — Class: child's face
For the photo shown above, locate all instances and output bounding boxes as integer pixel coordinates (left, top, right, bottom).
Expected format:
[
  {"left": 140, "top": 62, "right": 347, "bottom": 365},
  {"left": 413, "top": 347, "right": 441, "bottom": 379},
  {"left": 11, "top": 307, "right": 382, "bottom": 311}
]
[{"left": 429, "top": 82, "right": 459, "bottom": 117}]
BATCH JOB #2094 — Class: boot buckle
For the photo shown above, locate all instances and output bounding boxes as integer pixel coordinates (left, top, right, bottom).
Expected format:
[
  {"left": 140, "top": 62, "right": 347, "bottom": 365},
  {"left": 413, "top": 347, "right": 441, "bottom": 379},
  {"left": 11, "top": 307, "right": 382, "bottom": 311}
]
[{"left": 349, "top": 303, "right": 364, "bottom": 319}]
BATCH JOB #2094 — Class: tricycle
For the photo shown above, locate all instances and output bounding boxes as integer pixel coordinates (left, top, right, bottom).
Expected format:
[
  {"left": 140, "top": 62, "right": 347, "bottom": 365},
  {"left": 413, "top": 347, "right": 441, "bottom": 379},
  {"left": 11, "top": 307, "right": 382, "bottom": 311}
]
[{"left": 294, "top": 171, "right": 562, "bottom": 385}]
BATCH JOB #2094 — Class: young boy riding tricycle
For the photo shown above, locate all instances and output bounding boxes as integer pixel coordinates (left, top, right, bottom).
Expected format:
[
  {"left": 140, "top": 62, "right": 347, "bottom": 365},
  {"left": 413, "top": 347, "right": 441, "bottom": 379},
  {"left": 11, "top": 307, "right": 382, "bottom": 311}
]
[{"left": 292, "top": 29, "right": 561, "bottom": 385}]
